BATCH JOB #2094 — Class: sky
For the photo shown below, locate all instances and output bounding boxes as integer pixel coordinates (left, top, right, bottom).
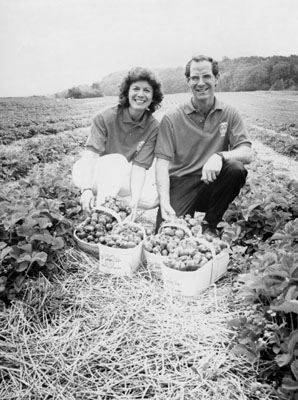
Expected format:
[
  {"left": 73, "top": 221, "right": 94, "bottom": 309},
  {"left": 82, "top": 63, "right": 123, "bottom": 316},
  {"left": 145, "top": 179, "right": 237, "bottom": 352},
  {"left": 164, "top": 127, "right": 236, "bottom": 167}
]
[{"left": 1, "top": 0, "right": 298, "bottom": 97}]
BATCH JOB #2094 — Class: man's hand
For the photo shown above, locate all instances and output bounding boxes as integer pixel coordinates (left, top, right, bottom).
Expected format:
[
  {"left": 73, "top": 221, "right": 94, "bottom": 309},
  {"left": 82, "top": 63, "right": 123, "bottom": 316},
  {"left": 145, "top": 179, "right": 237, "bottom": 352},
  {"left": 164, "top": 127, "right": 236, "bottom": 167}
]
[
  {"left": 201, "top": 153, "right": 223, "bottom": 184},
  {"left": 80, "top": 189, "right": 95, "bottom": 211},
  {"left": 160, "top": 201, "right": 176, "bottom": 221}
]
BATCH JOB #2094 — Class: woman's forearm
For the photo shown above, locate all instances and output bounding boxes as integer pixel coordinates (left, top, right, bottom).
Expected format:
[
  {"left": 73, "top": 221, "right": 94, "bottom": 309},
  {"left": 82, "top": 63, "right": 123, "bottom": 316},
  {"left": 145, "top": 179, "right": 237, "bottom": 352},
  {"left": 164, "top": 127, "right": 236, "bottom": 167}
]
[{"left": 130, "top": 164, "right": 146, "bottom": 206}]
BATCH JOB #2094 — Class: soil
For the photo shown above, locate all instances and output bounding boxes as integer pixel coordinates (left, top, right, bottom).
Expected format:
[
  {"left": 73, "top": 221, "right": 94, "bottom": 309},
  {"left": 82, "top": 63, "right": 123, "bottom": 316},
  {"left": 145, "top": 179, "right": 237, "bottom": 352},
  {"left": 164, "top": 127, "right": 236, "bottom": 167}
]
[{"left": 252, "top": 137, "right": 298, "bottom": 182}]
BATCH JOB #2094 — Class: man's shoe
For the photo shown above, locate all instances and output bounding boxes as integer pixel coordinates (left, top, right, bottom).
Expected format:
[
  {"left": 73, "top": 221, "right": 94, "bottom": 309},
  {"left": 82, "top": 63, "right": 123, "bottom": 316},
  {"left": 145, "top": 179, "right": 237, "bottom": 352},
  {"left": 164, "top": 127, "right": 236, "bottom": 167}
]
[{"left": 202, "top": 222, "right": 219, "bottom": 239}]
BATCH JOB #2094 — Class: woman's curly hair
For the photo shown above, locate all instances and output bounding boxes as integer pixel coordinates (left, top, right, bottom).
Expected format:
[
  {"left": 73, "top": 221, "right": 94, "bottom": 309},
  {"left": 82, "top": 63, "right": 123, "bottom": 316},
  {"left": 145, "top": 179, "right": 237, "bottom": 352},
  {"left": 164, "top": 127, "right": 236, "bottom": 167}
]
[{"left": 118, "top": 67, "right": 163, "bottom": 114}]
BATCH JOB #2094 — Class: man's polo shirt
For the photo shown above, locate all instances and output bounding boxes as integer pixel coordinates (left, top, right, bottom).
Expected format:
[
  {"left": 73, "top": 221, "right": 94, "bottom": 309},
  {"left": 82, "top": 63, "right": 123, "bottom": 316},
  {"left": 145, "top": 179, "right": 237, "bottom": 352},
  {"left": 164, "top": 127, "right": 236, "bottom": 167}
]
[
  {"left": 86, "top": 105, "right": 159, "bottom": 169},
  {"left": 155, "top": 97, "right": 251, "bottom": 177}
]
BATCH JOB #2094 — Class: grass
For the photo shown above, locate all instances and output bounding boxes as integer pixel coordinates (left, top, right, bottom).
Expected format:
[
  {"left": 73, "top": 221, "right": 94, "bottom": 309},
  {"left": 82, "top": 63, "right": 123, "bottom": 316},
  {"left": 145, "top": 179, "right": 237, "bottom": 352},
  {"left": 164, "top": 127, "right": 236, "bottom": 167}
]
[{"left": 0, "top": 247, "right": 278, "bottom": 399}]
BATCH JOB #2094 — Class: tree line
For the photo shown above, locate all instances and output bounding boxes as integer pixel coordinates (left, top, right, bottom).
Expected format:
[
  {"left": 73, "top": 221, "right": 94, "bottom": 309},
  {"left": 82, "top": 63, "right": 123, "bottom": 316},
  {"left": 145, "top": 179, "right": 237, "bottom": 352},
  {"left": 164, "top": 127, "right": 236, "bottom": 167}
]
[
  {"left": 55, "top": 55, "right": 298, "bottom": 98},
  {"left": 218, "top": 55, "right": 298, "bottom": 91}
]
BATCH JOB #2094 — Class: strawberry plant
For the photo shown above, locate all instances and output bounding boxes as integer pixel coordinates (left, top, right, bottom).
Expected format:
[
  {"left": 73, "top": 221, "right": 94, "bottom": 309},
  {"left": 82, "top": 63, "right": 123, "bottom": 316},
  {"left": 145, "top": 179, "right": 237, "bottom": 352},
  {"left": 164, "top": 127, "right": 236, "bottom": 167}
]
[
  {"left": 0, "top": 132, "right": 86, "bottom": 182},
  {"left": 0, "top": 181, "right": 76, "bottom": 303},
  {"left": 0, "top": 148, "right": 38, "bottom": 181},
  {"left": 229, "top": 219, "right": 298, "bottom": 399},
  {"left": 222, "top": 163, "right": 298, "bottom": 253},
  {"left": 0, "top": 97, "right": 114, "bottom": 145}
]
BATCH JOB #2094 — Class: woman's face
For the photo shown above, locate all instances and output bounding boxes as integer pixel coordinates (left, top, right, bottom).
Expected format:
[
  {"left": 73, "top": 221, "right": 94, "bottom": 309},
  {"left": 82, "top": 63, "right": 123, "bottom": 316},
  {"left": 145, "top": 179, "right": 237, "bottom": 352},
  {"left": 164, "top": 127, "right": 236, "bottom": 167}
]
[{"left": 128, "top": 80, "right": 153, "bottom": 113}]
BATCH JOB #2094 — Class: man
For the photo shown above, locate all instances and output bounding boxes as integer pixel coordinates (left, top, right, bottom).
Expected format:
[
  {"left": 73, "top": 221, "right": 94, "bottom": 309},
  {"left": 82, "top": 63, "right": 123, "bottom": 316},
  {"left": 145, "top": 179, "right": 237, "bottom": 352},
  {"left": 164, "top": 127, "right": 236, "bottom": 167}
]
[{"left": 154, "top": 55, "right": 253, "bottom": 236}]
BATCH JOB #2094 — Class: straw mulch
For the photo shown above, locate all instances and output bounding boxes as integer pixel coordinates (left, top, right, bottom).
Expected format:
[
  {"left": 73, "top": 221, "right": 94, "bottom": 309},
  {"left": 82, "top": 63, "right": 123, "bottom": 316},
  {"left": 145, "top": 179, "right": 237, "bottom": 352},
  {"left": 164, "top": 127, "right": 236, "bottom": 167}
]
[{"left": 0, "top": 247, "right": 277, "bottom": 400}]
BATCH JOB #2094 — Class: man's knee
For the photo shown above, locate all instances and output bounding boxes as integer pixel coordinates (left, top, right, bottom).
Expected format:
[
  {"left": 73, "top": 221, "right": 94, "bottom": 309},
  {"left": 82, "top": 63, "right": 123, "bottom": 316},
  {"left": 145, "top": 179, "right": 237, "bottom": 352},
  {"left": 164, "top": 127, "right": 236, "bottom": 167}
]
[{"left": 223, "top": 159, "right": 247, "bottom": 184}]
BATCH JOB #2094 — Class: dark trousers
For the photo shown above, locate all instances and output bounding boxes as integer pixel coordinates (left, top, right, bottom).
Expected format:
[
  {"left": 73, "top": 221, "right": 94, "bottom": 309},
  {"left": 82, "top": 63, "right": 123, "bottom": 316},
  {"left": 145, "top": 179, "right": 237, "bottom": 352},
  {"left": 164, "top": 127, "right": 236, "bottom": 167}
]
[{"left": 156, "top": 159, "right": 247, "bottom": 230}]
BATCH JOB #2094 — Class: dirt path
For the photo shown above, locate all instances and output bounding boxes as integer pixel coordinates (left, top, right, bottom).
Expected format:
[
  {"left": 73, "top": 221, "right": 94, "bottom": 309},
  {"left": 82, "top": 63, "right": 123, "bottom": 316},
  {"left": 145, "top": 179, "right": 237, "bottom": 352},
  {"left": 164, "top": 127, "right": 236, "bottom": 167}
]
[{"left": 252, "top": 138, "right": 298, "bottom": 181}]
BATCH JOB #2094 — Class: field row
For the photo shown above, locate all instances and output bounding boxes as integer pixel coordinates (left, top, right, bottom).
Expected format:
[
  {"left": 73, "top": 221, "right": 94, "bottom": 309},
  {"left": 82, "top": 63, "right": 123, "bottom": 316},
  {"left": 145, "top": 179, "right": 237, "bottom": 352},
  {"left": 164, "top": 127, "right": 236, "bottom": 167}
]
[
  {"left": 1, "top": 92, "right": 298, "bottom": 169},
  {"left": 1, "top": 91, "right": 298, "bottom": 143},
  {"left": 0, "top": 97, "right": 115, "bottom": 144}
]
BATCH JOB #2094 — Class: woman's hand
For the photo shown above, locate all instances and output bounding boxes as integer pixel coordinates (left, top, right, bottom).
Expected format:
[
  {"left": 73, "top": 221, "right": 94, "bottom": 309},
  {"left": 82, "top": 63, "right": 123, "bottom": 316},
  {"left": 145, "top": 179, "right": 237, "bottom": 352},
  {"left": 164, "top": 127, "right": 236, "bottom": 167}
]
[
  {"left": 160, "top": 201, "right": 176, "bottom": 221},
  {"left": 80, "top": 189, "right": 95, "bottom": 211}
]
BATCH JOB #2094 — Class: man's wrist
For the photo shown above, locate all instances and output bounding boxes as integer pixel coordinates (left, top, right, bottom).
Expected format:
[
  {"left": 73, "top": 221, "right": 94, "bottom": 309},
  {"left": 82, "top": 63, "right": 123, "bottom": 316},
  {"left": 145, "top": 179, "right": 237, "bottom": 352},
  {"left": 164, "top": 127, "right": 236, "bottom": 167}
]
[{"left": 215, "top": 152, "right": 225, "bottom": 161}]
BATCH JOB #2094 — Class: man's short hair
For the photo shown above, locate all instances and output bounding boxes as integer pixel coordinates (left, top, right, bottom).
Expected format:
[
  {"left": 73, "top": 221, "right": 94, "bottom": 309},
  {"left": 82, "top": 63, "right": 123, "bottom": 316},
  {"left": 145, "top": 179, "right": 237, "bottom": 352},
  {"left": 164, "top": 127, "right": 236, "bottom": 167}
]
[{"left": 185, "top": 55, "right": 219, "bottom": 78}]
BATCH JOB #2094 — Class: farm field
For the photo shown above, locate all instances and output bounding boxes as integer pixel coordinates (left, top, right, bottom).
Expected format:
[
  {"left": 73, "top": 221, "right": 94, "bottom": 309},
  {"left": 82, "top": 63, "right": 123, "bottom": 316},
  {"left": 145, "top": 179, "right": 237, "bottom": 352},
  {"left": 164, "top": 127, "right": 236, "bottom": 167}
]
[
  {"left": 162, "top": 91, "right": 298, "bottom": 129},
  {"left": 1, "top": 92, "right": 298, "bottom": 400}
]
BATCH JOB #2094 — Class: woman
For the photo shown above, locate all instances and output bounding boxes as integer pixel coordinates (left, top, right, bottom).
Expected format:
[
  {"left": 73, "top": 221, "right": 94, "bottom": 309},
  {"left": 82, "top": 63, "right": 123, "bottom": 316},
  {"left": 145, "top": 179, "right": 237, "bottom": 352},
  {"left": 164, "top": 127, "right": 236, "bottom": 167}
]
[{"left": 72, "top": 67, "right": 163, "bottom": 219}]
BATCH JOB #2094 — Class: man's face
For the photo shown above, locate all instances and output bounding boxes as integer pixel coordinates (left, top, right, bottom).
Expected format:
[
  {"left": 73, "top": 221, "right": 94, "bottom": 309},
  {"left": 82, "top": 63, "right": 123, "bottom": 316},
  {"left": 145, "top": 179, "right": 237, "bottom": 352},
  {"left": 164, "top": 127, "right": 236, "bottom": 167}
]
[{"left": 187, "top": 60, "right": 218, "bottom": 107}]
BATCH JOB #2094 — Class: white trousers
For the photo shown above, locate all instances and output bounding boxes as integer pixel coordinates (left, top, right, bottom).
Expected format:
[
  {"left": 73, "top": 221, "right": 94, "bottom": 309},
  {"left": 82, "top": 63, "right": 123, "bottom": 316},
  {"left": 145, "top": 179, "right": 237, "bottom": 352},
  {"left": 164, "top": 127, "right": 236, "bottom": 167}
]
[{"left": 72, "top": 154, "right": 159, "bottom": 210}]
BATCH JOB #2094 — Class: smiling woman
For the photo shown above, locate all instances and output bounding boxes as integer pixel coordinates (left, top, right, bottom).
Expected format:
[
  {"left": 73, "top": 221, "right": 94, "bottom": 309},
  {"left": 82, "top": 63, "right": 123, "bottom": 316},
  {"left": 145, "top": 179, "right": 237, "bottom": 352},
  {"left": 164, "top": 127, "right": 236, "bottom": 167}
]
[
  {"left": 128, "top": 81, "right": 153, "bottom": 120},
  {"left": 72, "top": 67, "right": 164, "bottom": 220}
]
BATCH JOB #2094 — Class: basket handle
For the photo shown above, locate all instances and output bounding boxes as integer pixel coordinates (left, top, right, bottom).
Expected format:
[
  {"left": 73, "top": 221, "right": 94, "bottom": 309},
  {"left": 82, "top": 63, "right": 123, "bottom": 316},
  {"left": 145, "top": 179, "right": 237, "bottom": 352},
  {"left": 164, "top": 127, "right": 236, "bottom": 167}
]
[
  {"left": 94, "top": 205, "right": 122, "bottom": 223},
  {"left": 194, "top": 237, "right": 216, "bottom": 258}
]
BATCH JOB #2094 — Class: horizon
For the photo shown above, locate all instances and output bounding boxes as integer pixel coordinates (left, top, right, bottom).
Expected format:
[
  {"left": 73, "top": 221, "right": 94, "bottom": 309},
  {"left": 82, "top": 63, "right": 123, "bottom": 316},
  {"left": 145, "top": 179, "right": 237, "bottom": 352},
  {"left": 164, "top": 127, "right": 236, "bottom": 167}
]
[
  {"left": 1, "top": 0, "right": 298, "bottom": 97},
  {"left": 0, "top": 53, "right": 297, "bottom": 99}
]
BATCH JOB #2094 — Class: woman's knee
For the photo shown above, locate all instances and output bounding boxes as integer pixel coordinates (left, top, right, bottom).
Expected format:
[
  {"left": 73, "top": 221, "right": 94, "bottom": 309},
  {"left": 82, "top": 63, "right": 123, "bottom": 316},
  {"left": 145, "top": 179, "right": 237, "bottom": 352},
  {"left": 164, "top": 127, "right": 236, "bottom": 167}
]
[
  {"left": 72, "top": 158, "right": 88, "bottom": 188},
  {"left": 94, "top": 154, "right": 130, "bottom": 177}
]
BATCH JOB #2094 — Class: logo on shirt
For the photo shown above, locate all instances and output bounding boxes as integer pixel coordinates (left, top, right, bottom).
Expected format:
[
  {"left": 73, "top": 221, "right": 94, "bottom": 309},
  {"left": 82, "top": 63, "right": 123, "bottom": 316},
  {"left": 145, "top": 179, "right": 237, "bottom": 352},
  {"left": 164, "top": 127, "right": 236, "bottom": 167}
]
[
  {"left": 219, "top": 122, "right": 228, "bottom": 136},
  {"left": 136, "top": 141, "right": 145, "bottom": 153}
]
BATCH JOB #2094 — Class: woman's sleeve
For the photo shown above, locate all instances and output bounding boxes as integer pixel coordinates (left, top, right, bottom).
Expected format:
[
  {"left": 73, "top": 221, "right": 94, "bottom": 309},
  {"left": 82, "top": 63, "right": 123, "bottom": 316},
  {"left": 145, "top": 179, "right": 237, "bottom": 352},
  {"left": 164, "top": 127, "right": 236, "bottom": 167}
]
[{"left": 85, "top": 113, "right": 108, "bottom": 154}]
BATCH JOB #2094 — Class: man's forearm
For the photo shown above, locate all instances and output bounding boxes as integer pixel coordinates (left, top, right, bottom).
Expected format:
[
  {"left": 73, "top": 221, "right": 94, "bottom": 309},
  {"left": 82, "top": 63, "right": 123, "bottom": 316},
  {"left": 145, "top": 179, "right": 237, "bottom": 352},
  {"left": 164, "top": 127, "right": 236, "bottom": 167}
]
[
  {"left": 221, "top": 145, "right": 254, "bottom": 164},
  {"left": 155, "top": 158, "right": 171, "bottom": 203}
]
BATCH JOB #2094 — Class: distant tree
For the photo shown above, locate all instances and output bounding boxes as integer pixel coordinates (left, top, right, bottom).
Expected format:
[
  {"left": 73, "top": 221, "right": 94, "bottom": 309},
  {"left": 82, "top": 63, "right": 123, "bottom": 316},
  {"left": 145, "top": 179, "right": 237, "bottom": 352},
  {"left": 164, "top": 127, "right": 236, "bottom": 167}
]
[
  {"left": 217, "top": 72, "right": 232, "bottom": 91},
  {"left": 239, "top": 65, "right": 270, "bottom": 91},
  {"left": 55, "top": 55, "right": 298, "bottom": 97},
  {"left": 65, "top": 84, "right": 103, "bottom": 99},
  {"left": 66, "top": 87, "right": 82, "bottom": 99},
  {"left": 286, "top": 78, "right": 298, "bottom": 90},
  {"left": 100, "top": 71, "right": 127, "bottom": 96},
  {"left": 91, "top": 82, "right": 101, "bottom": 90},
  {"left": 155, "top": 67, "right": 188, "bottom": 94},
  {"left": 270, "top": 78, "right": 285, "bottom": 90},
  {"left": 270, "top": 62, "right": 291, "bottom": 84}
]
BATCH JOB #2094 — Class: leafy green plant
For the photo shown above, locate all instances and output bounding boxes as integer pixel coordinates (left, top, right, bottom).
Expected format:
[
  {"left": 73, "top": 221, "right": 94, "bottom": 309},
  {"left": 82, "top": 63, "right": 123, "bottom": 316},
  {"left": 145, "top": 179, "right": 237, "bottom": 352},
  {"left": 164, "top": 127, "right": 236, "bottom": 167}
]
[
  {"left": 0, "top": 181, "right": 78, "bottom": 303},
  {"left": 229, "top": 219, "right": 298, "bottom": 399},
  {"left": 223, "top": 163, "right": 297, "bottom": 253},
  {"left": 0, "top": 148, "right": 38, "bottom": 181}
]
